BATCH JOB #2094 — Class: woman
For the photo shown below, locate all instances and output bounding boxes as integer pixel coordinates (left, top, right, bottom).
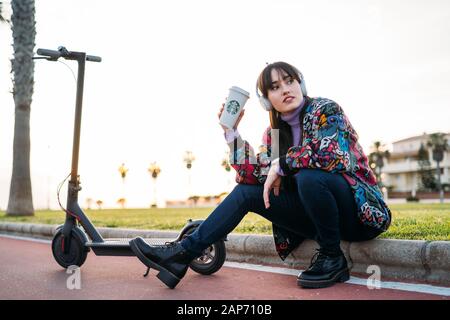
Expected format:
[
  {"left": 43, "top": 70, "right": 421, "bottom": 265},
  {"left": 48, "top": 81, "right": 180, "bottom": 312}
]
[{"left": 130, "top": 62, "right": 392, "bottom": 289}]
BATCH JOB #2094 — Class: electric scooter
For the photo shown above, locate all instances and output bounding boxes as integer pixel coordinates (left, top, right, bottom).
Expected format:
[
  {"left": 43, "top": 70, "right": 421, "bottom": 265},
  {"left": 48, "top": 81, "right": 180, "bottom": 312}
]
[{"left": 34, "top": 46, "right": 227, "bottom": 276}]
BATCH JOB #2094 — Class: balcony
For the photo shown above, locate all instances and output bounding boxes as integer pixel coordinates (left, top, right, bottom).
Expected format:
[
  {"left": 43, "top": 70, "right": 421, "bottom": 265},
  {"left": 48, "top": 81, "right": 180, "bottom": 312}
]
[
  {"left": 383, "top": 159, "right": 420, "bottom": 174},
  {"left": 384, "top": 159, "right": 450, "bottom": 174}
]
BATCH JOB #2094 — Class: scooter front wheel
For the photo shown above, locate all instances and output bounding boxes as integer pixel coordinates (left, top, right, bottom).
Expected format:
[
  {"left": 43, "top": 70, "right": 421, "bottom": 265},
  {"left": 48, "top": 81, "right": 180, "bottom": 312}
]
[
  {"left": 52, "top": 227, "right": 88, "bottom": 268},
  {"left": 181, "top": 227, "right": 226, "bottom": 275},
  {"left": 189, "top": 240, "right": 226, "bottom": 275}
]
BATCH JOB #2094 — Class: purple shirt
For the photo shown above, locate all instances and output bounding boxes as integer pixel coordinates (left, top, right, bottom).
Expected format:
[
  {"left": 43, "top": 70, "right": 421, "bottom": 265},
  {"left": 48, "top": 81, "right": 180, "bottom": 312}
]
[{"left": 276, "top": 98, "right": 306, "bottom": 176}]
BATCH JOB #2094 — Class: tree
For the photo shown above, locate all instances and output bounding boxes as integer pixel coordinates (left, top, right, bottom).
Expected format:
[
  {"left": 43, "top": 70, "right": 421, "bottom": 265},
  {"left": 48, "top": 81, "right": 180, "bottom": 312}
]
[
  {"left": 183, "top": 151, "right": 195, "bottom": 201},
  {"left": 427, "top": 133, "right": 449, "bottom": 203},
  {"left": 188, "top": 195, "right": 200, "bottom": 207},
  {"left": 117, "top": 198, "right": 126, "bottom": 209},
  {"left": 221, "top": 154, "right": 231, "bottom": 172},
  {"left": 368, "top": 141, "right": 390, "bottom": 189},
  {"left": 6, "top": 0, "right": 36, "bottom": 216},
  {"left": 417, "top": 143, "right": 436, "bottom": 191},
  {"left": 118, "top": 162, "right": 128, "bottom": 202},
  {"left": 96, "top": 200, "right": 103, "bottom": 210},
  {"left": 221, "top": 151, "right": 234, "bottom": 191},
  {"left": 148, "top": 162, "right": 161, "bottom": 208}
]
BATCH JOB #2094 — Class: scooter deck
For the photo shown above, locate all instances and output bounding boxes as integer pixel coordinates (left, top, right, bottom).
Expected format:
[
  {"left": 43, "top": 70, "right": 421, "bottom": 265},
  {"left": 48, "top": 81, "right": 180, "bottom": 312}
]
[{"left": 85, "top": 238, "right": 174, "bottom": 256}]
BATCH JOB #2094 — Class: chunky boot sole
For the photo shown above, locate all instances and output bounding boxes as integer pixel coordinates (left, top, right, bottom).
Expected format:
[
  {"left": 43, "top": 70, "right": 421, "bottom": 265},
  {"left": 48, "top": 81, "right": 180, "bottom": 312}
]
[
  {"left": 297, "top": 268, "right": 350, "bottom": 289},
  {"left": 129, "top": 240, "right": 181, "bottom": 289}
]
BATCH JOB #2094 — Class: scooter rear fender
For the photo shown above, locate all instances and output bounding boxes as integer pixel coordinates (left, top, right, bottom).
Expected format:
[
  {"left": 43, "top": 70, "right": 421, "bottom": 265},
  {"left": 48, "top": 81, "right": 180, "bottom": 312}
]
[{"left": 176, "top": 219, "right": 228, "bottom": 242}]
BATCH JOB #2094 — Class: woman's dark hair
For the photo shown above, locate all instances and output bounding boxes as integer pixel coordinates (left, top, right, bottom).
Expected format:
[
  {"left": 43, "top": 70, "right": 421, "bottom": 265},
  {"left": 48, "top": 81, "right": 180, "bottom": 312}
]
[{"left": 257, "top": 62, "right": 307, "bottom": 190}]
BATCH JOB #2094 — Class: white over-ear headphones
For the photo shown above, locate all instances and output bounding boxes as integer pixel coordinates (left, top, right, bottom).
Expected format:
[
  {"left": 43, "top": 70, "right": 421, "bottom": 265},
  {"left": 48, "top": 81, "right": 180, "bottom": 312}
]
[{"left": 255, "top": 68, "right": 307, "bottom": 111}]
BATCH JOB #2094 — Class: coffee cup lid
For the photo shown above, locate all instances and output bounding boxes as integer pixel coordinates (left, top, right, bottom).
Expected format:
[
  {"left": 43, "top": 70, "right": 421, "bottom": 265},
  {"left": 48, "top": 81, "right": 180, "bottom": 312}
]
[{"left": 230, "top": 86, "right": 250, "bottom": 97}]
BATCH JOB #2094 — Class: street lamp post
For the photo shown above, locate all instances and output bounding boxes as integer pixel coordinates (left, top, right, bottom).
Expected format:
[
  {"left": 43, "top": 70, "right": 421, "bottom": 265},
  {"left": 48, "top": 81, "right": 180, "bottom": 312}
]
[{"left": 148, "top": 162, "right": 161, "bottom": 208}]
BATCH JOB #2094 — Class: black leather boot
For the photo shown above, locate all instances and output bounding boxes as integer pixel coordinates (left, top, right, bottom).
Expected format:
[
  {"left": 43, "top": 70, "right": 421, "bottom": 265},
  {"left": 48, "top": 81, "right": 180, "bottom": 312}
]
[
  {"left": 129, "top": 237, "right": 197, "bottom": 289},
  {"left": 297, "top": 248, "right": 350, "bottom": 289}
]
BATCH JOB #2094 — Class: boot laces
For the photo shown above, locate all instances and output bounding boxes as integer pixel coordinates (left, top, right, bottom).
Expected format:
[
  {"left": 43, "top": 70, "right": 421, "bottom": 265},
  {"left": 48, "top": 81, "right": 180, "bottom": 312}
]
[
  {"left": 308, "top": 248, "right": 333, "bottom": 271},
  {"left": 161, "top": 241, "right": 178, "bottom": 251}
]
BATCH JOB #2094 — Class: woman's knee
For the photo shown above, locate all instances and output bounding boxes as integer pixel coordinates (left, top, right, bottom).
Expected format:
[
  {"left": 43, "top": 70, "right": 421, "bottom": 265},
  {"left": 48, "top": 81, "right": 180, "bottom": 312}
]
[
  {"left": 231, "top": 183, "right": 263, "bottom": 204},
  {"left": 232, "top": 183, "right": 262, "bottom": 197},
  {"left": 294, "top": 169, "right": 326, "bottom": 191}
]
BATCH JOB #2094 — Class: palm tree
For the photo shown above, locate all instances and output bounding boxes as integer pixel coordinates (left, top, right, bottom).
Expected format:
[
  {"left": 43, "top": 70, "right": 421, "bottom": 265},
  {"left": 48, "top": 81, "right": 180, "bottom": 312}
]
[
  {"left": 96, "top": 200, "right": 103, "bottom": 210},
  {"left": 417, "top": 143, "right": 436, "bottom": 192},
  {"left": 221, "top": 151, "right": 233, "bottom": 191},
  {"left": 183, "top": 151, "right": 195, "bottom": 203},
  {"left": 427, "top": 133, "right": 449, "bottom": 203},
  {"left": 6, "top": 0, "right": 36, "bottom": 216},
  {"left": 118, "top": 162, "right": 128, "bottom": 200},
  {"left": 368, "top": 141, "right": 390, "bottom": 189},
  {"left": 188, "top": 195, "right": 200, "bottom": 207},
  {"left": 148, "top": 162, "right": 161, "bottom": 208},
  {"left": 116, "top": 198, "right": 126, "bottom": 209}
]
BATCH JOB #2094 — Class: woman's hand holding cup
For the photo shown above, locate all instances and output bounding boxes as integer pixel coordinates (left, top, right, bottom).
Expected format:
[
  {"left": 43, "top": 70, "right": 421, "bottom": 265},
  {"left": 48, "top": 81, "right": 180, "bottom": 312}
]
[
  {"left": 219, "top": 86, "right": 250, "bottom": 132},
  {"left": 218, "top": 102, "right": 245, "bottom": 132}
]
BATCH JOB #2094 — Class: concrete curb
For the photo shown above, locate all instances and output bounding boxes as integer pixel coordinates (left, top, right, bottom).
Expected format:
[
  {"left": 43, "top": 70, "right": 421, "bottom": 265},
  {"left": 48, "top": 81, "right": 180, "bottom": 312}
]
[{"left": 1, "top": 222, "right": 449, "bottom": 286}]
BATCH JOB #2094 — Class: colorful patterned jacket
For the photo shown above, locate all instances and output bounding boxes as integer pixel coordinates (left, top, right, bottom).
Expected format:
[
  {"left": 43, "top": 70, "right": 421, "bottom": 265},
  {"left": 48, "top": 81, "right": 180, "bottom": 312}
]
[{"left": 227, "top": 96, "right": 392, "bottom": 260}]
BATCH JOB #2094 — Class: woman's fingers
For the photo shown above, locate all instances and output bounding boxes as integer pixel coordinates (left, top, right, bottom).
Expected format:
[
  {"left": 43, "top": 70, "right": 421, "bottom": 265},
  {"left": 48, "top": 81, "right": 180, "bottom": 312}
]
[
  {"left": 233, "top": 109, "right": 245, "bottom": 130},
  {"left": 263, "top": 185, "right": 270, "bottom": 209},
  {"left": 264, "top": 186, "right": 281, "bottom": 209},
  {"left": 218, "top": 104, "right": 224, "bottom": 119},
  {"left": 263, "top": 173, "right": 281, "bottom": 209},
  {"left": 273, "top": 176, "right": 281, "bottom": 196},
  {"left": 274, "top": 187, "right": 279, "bottom": 196}
]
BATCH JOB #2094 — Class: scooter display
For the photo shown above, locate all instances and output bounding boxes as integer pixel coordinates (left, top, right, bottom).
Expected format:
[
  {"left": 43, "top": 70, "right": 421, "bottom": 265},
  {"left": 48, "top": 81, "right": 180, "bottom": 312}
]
[{"left": 35, "top": 46, "right": 226, "bottom": 276}]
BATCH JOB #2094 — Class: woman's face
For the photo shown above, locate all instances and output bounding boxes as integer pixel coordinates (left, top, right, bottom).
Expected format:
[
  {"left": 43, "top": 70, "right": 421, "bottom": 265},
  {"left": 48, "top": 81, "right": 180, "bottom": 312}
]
[{"left": 267, "top": 68, "right": 303, "bottom": 115}]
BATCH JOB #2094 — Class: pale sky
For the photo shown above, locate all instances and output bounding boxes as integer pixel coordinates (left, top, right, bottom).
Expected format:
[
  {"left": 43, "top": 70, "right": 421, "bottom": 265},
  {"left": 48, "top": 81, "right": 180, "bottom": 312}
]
[{"left": 1, "top": 0, "right": 449, "bottom": 210}]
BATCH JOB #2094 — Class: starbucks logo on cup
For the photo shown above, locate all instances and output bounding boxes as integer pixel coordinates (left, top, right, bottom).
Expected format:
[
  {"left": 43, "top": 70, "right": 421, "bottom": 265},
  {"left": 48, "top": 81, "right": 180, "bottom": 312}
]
[{"left": 226, "top": 100, "right": 241, "bottom": 115}]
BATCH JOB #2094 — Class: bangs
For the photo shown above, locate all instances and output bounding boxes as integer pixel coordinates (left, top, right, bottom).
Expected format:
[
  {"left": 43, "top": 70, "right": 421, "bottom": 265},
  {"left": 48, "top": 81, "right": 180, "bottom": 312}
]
[{"left": 258, "top": 62, "right": 301, "bottom": 97}]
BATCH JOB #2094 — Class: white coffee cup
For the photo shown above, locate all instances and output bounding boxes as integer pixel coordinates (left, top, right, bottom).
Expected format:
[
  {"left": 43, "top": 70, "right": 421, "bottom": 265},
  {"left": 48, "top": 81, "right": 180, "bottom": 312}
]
[{"left": 219, "top": 86, "right": 250, "bottom": 130}]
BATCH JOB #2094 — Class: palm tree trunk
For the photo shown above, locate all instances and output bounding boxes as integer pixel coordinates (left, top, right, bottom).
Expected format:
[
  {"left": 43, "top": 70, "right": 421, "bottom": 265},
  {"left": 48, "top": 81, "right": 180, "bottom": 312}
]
[
  {"left": 436, "top": 161, "right": 444, "bottom": 203},
  {"left": 7, "top": 0, "right": 36, "bottom": 216}
]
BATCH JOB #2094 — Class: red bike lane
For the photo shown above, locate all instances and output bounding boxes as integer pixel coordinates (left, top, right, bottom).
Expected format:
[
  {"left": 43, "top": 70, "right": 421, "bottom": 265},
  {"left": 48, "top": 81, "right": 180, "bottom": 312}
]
[{"left": 0, "top": 236, "right": 448, "bottom": 300}]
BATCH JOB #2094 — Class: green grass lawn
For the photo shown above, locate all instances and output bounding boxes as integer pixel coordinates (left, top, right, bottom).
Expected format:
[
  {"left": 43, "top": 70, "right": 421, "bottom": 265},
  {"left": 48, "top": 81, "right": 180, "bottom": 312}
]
[{"left": 0, "top": 203, "right": 449, "bottom": 241}]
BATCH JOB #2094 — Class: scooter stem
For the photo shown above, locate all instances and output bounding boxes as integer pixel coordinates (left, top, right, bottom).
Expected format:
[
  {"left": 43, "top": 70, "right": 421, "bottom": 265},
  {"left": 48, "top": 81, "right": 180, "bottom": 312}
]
[{"left": 70, "top": 52, "right": 86, "bottom": 185}]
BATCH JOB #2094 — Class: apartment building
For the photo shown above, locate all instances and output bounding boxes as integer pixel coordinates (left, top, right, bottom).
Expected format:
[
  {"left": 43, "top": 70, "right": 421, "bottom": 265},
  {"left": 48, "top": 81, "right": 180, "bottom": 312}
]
[{"left": 382, "top": 133, "right": 450, "bottom": 194}]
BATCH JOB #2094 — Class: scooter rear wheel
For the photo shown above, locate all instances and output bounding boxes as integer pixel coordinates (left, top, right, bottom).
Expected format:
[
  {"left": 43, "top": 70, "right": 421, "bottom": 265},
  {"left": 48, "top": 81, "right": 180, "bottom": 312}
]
[
  {"left": 52, "top": 227, "right": 88, "bottom": 268},
  {"left": 182, "top": 227, "right": 226, "bottom": 275}
]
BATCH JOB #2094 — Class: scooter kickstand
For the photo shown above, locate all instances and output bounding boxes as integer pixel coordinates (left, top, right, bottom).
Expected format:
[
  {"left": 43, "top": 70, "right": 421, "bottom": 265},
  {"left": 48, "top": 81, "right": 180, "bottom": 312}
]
[{"left": 143, "top": 267, "right": 151, "bottom": 277}]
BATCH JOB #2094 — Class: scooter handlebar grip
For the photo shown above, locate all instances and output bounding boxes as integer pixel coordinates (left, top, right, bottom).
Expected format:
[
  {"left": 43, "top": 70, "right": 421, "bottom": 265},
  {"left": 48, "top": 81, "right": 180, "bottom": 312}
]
[
  {"left": 86, "top": 55, "right": 102, "bottom": 62},
  {"left": 36, "top": 48, "right": 62, "bottom": 58}
]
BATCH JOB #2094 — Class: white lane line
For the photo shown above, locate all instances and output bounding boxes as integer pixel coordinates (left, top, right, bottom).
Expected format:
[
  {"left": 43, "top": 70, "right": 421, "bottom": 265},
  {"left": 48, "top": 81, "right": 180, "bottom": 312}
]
[
  {"left": 224, "top": 261, "right": 450, "bottom": 297},
  {"left": 2, "top": 233, "right": 449, "bottom": 297}
]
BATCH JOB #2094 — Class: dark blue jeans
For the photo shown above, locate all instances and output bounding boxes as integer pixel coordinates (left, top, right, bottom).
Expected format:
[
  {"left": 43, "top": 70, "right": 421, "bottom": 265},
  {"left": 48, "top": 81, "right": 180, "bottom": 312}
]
[{"left": 181, "top": 169, "right": 382, "bottom": 256}]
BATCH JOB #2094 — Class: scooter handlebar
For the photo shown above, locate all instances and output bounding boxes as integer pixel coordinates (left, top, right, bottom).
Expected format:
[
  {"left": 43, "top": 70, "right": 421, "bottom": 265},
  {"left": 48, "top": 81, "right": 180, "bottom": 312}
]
[
  {"left": 36, "top": 48, "right": 61, "bottom": 58},
  {"left": 36, "top": 47, "right": 102, "bottom": 62},
  {"left": 86, "top": 55, "right": 101, "bottom": 62}
]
